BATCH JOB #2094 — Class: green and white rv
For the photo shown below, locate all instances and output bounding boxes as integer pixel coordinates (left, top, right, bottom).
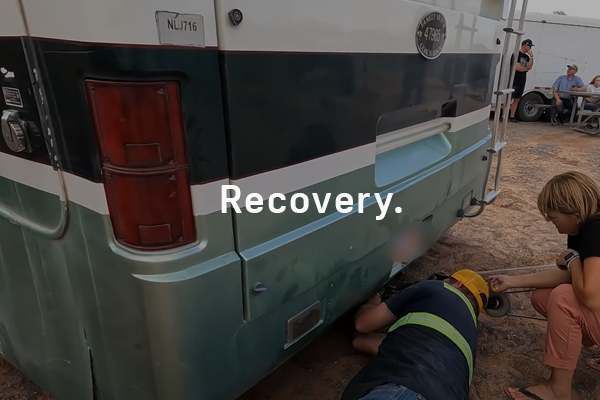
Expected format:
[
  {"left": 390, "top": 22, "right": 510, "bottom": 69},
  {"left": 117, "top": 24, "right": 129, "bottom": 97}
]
[{"left": 0, "top": 0, "right": 525, "bottom": 399}]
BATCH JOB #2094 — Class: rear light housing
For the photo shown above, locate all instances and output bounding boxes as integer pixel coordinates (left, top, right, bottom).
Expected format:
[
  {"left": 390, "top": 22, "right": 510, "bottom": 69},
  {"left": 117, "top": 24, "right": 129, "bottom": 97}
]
[{"left": 86, "top": 80, "right": 196, "bottom": 251}]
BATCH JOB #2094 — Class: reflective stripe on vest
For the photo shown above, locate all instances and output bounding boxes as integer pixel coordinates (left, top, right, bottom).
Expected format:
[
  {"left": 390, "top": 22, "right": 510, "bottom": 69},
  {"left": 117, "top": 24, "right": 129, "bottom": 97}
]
[
  {"left": 388, "top": 312, "right": 475, "bottom": 385},
  {"left": 387, "top": 283, "right": 478, "bottom": 385},
  {"left": 442, "top": 283, "right": 477, "bottom": 326}
]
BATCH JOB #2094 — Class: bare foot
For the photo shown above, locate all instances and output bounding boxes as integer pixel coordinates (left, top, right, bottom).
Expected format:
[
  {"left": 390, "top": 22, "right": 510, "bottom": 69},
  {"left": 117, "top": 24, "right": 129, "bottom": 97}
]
[
  {"left": 587, "top": 357, "right": 600, "bottom": 373},
  {"left": 504, "top": 383, "right": 570, "bottom": 400}
]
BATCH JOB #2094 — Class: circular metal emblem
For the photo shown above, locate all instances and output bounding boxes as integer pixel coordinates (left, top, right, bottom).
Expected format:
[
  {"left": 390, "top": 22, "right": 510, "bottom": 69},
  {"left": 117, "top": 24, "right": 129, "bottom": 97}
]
[{"left": 415, "top": 11, "right": 447, "bottom": 60}]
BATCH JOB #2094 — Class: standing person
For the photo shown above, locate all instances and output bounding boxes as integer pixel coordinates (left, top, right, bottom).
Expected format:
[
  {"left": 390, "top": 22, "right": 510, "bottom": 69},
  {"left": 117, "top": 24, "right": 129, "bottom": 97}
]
[
  {"left": 505, "top": 39, "right": 535, "bottom": 123},
  {"left": 489, "top": 171, "right": 600, "bottom": 400},
  {"left": 340, "top": 269, "right": 490, "bottom": 400}
]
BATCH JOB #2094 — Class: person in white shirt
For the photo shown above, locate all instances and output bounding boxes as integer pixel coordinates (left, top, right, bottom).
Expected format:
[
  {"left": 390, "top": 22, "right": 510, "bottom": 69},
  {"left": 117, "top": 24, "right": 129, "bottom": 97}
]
[
  {"left": 584, "top": 75, "right": 600, "bottom": 126},
  {"left": 586, "top": 75, "right": 600, "bottom": 106}
]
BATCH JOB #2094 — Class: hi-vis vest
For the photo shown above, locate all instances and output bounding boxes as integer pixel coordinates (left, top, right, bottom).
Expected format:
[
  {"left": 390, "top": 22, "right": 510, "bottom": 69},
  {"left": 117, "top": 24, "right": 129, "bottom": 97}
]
[{"left": 387, "top": 283, "right": 477, "bottom": 385}]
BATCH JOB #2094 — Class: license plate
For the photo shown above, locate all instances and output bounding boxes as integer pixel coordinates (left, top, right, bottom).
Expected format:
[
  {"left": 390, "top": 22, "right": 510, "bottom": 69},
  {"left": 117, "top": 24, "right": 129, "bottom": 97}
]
[{"left": 155, "top": 11, "right": 205, "bottom": 47}]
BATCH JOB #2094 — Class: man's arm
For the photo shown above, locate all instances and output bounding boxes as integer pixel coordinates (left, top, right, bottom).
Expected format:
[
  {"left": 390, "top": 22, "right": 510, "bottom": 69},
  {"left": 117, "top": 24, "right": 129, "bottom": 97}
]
[
  {"left": 553, "top": 87, "right": 562, "bottom": 102},
  {"left": 354, "top": 282, "right": 426, "bottom": 333},
  {"left": 354, "top": 294, "right": 398, "bottom": 333},
  {"left": 512, "top": 53, "right": 527, "bottom": 72},
  {"left": 507, "top": 268, "right": 571, "bottom": 289},
  {"left": 572, "top": 76, "right": 587, "bottom": 92},
  {"left": 516, "top": 64, "right": 528, "bottom": 72},
  {"left": 526, "top": 52, "right": 534, "bottom": 70},
  {"left": 552, "top": 76, "right": 563, "bottom": 102}
]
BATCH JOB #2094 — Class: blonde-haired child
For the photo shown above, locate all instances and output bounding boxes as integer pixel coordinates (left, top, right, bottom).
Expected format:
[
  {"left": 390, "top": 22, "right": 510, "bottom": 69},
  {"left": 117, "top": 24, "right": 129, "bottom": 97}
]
[{"left": 490, "top": 171, "right": 600, "bottom": 400}]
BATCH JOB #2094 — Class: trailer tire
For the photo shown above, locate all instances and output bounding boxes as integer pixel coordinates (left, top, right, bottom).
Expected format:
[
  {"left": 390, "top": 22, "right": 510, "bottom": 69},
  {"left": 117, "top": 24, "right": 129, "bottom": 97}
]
[{"left": 517, "top": 92, "right": 545, "bottom": 122}]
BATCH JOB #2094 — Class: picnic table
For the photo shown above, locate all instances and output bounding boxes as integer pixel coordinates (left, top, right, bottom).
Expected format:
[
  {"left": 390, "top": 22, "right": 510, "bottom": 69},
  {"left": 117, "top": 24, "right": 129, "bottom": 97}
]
[{"left": 555, "top": 90, "right": 600, "bottom": 136}]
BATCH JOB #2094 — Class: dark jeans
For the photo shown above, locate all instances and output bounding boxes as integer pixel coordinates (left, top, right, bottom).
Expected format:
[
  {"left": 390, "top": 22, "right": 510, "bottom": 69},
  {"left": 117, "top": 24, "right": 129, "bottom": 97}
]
[
  {"left": 584, "top": 102, "right": 600, "bottom": 124},
  {"left": 552, "top": 98, "right": 600, "bottom": 124},
  {"left": 359, "top": 383, "right": 426, "bottom": 400},
  {"left": 552, "top": 97, "right": 574, "bottom": 124}
]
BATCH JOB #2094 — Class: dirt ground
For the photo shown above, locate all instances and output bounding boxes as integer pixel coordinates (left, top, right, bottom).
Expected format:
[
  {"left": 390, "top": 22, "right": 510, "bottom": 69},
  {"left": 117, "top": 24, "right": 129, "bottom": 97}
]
[{"left": 1, "top": 119, "right": 599, "bottom": 399}]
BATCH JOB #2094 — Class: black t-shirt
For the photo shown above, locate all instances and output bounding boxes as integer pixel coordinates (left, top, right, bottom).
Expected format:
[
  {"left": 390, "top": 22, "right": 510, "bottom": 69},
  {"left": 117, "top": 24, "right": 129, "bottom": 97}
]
[
  {"left": 567, "top": 214, "right": 600, "bottom": 261},
  {"left": 511, "top": 51, "right": 530, "bottom": 86},
  {"left": 340, "top": 280, "right": 478, "bottom": 400}
]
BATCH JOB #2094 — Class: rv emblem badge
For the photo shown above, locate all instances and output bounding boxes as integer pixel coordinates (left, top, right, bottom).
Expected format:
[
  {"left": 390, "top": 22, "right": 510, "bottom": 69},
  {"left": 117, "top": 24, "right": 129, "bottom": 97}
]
[{"left": 415, "top": 11, "right": 447, "bottom": 60}]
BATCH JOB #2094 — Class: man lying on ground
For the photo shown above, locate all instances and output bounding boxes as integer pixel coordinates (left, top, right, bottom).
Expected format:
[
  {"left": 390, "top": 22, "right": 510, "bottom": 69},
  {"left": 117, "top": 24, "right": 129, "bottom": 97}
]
[{"left": 340, "top": 269, "right": 489, "bottom": 400}]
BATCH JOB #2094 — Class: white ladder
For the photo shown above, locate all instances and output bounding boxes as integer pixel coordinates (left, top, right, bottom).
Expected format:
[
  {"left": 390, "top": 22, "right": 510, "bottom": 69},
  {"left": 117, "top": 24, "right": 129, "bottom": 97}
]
[{"left": 461, "top": 0, "right": 529, "bottom": 218}]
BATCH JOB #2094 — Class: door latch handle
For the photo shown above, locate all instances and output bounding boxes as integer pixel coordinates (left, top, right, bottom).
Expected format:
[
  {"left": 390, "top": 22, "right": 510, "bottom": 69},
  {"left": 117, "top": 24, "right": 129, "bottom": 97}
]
[
  {"left": 253, "top": 282, "right": 267, "bottom": 295},
  {"left": 1, "top": 110, "right": 32, "bottom": 153}
]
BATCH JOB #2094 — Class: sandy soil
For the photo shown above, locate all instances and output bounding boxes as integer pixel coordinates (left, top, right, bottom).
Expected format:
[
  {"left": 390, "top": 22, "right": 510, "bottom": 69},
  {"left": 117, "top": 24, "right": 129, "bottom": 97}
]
[{"left": 1, "top": 120, "right": 599, "bottom": 400}]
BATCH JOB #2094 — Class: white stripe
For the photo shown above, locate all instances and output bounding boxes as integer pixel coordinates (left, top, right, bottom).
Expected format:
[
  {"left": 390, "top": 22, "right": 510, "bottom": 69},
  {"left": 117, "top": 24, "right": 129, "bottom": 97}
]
[
  {"left": 0, "top": 107, "right": 489, "bottom": 215},
  {"left": 0, "top": 151, "right": 222, "bottom": 216},
  {"left": 64, "top": 173, "right": 109, "bottom": 215},
  {"left": 18, "top": 0, "right": 219, "bottom": 46},
  {"left": 10, "top": 0, "right": 503, "bottom": 54},
  {"left": 215, "top": 0, "right": 503, "bottom": 53},
  {"left": 230, "top": 143, "right": 376, "bottom": 209},
  {"left": 0, "top": 1, "right": 27, "bottom": 37},
  {"left": 191, "top": 179, "right": 229, "bottom": 216},
  {"left": 0, "top": 152, "right": 109, "bottom": 215}
]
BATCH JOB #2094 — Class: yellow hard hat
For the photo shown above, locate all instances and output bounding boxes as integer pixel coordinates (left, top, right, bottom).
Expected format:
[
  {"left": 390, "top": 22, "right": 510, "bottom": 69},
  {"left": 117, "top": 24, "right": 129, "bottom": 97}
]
[{"left": 451, "top": 269, "right": 489, "bottom": 313}]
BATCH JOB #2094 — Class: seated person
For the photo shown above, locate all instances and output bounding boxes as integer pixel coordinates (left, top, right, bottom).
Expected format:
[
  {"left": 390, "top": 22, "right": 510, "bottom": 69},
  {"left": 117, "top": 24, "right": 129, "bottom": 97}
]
[
  {"left": 340, "top": 269, "right": 489, "bottom": 400},
  {"left": 551, "top": 64, "right": 586, "bottom": 124},
  {"left": 584, "top": 75, "right": 600, "bottom": 126}
]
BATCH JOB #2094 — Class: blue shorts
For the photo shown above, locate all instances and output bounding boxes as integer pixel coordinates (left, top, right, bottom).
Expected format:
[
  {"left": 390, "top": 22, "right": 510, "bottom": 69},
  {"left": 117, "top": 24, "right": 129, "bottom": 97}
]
[{"left": 359, "top": 383, "right": 426, "bottom": 400}]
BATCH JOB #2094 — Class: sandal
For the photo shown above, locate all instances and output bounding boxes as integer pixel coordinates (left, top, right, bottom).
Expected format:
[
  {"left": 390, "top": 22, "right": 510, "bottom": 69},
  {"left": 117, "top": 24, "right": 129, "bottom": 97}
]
[
  {"left": 504, "top": 387, "right": 546, "bottom": 400},
  {"left": 586, "top": 357, "right": 600, "bottom": 372}
]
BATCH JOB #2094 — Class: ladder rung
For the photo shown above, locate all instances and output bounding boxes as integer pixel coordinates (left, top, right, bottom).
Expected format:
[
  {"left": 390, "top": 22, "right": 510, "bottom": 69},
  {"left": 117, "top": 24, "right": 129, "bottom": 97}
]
[
  {"left": 503, "top": 28, "right": 526, "bottom": 35},
  {"left": 487, "top": 141, "right": 507, "bottom": 153},
  {"left": 495, "top": 89, "right": 515, "bottom": 95},
  {"left": 485, "top": 190, "right": 501, "bottom": 203}
]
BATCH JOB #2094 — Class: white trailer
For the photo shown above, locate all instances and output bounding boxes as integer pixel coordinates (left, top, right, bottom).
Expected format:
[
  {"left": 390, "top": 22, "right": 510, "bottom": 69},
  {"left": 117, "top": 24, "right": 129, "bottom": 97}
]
[{"left": 491, "top": 11, "right": 600, "bottom": 122}]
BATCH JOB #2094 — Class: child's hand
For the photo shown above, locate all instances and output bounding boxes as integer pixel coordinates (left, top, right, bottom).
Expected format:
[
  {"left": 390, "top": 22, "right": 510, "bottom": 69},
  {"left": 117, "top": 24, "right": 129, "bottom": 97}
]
[{"left": 488, "top": 275, "right": 512, "bottom": 293}]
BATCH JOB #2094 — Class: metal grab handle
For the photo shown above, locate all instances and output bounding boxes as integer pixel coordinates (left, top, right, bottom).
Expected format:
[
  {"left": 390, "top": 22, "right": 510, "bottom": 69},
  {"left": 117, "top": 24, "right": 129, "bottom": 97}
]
[
  {"left": 376, "top": 121, "right": 452, "bottom": 155},
  {"left": 0, "top": 168, "right": 69, "bottom": 240},
  {"left": 0, "top": 27, "right": 70, "bottom": 240}
]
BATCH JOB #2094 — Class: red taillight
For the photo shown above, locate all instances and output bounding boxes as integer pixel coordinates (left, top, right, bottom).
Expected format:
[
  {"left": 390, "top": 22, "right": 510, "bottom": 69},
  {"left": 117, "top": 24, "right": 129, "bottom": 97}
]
[{"left": 85, "top": 80, "right": 196, "bottom": 251}]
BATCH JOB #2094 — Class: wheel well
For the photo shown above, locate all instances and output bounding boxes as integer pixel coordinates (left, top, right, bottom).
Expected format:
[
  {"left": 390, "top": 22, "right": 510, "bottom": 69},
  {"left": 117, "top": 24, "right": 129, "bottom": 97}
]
[
  {"left": 526, "top": 90, "right": 552, "bottom": 104},
  {"left": 516, "top": 91, "right": 553, "bottom": 122}
]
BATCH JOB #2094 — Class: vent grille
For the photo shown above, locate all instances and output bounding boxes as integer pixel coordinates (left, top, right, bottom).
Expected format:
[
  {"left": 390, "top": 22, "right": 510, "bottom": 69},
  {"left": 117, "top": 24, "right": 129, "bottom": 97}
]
[{"left": 286, "top": 300, "right": 322, "bottom": 345}]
